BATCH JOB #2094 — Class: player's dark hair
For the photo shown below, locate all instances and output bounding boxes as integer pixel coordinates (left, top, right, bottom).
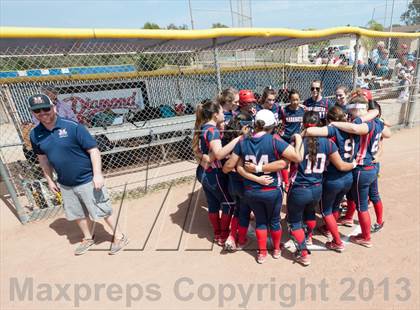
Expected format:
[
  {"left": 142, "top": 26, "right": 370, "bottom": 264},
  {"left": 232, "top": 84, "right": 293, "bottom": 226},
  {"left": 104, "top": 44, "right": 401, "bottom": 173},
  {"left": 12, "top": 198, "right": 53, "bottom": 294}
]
[
  {"left": 288, "top": 89, "right": 300, "bottom": 100},
  {"left": 223, "top": 113, "right": 248, "bottom": 142},
  {"left": 312, "top": 79, "right": 323, "bottom": 89},
  {"left": 254, "top": 119, "right": 275, "bottom": 134},
  {"left": 216, "top": 87, "right": 238, "bottom": 108},
  {"left": 259, "top": 86, "right": 276, "bottom": 107},
  {"left": 327, "top": 105, "right": 347, "bottom": 123},
  {"left": 303, "top": 111, "right": 321, "bottom": 166},
  {"left": 369, "top": 100, "right": 382, "bottom": 118},
  {"left": 192, "top": 99, "right": 221, "bottom": 156}
]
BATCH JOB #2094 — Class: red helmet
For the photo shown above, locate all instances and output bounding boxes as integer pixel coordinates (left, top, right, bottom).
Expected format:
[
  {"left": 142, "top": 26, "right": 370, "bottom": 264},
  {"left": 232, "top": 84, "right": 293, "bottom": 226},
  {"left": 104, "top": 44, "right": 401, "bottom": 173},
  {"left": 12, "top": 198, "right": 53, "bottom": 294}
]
[
  {"left": 239, "top": 89, "right": 256, "bottom": 107},
  {"left": 361, "top": 89, "right": 372, "bottom": 101}
]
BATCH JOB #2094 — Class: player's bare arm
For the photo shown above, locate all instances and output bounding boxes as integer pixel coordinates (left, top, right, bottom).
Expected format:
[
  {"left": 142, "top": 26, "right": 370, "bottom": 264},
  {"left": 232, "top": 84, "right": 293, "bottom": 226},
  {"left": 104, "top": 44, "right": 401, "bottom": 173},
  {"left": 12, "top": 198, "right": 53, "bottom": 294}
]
[
  {"left": 302, "top": 126, "right": 329, "bottom": 137},
  {"left": 244, "top": 160, "right": 288, "bottom": 173},
  {"left": 222, "top": 152, "right": 239, "bottom": 174},
  {"left": 236, "top": 158, "right": 274, "bottom": 186},
  {"left": 210, "top": 136, "right": 241, "bottom": 161},
  {"left": 359, "top": 109, "right": 379, "bottom": 122},
  {"left": 329, "top": 151, "right": 356, "bottom": 171},
  {"left": 330, "top": 122, "right": 369, "bottom": 135},
  {"left": 382, "top": 126, "right": 392, "bottom": 139}
]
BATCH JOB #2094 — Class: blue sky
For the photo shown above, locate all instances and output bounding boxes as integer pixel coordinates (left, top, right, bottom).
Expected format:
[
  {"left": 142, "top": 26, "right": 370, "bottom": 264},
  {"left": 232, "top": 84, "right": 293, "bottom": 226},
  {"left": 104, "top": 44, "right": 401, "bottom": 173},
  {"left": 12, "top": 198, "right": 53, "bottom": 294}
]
[{"left": 0, "top": 0, "right": 410, "bottom": 30}]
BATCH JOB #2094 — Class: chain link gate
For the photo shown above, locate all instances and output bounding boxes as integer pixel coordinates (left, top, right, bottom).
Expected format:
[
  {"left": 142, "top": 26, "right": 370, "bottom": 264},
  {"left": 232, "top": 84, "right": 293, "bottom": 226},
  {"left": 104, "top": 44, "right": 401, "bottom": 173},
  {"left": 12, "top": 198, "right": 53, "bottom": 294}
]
[{"left": 0, "top": 27, "right": 419, "bottom": 223}]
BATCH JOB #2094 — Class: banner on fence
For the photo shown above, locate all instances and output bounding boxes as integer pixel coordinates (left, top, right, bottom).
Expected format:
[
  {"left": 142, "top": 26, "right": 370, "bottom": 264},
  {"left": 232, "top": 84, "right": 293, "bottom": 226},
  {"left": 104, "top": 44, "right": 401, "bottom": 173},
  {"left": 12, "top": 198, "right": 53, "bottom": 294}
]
[{"left": 55, "top": 81, "right": 148, "bottom": 126}]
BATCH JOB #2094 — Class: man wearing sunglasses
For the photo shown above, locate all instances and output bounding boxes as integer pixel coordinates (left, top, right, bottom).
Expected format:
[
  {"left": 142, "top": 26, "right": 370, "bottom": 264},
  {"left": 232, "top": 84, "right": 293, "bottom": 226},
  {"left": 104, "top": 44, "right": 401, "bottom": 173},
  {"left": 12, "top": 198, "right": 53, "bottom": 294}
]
[
  {"left": 31, "top": 86, "right": 77, "bottom": 125},
  {"left": 303, "top": 80, "right": 332, "bottom": 124},
  {"left": 28, "top": 94, "right": 128, "bottom": 256}
]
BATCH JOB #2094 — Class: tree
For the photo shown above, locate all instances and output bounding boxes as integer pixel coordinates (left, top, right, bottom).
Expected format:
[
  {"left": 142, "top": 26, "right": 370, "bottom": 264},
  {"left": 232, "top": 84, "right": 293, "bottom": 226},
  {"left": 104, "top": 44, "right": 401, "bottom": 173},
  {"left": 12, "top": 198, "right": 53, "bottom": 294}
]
[
  {"left": 361, "top": 20, "right": 385, "bottom": 53},
  {"left": 367, "top": 19, "right": 384, "bottom": 31},
  {"left": 400, "top": 0, "right": 420, "bottom": 25},
  {"left": 167, "top": 23, "right": 189, "bottom": 30},
  {"left": 142, "top": 22, "right": 161, "bottom": 29},
  {"left": 212, "top": 23, "right": 229, "bottom": 28}
]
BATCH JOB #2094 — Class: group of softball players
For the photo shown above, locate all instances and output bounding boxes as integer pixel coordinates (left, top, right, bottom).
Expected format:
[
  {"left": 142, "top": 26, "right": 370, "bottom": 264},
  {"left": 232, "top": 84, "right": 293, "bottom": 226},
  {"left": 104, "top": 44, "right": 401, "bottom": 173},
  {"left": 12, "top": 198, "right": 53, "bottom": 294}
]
[{"left": 192, "top": 80, "right": 391, "bottom": 266}]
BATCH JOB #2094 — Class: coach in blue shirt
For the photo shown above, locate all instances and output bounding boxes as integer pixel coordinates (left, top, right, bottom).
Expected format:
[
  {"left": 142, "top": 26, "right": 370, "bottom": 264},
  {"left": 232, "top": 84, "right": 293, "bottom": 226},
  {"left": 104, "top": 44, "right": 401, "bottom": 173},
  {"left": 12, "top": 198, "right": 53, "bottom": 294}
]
[{"left": 29, "top": 93, "right": 128, "bottom": 256}]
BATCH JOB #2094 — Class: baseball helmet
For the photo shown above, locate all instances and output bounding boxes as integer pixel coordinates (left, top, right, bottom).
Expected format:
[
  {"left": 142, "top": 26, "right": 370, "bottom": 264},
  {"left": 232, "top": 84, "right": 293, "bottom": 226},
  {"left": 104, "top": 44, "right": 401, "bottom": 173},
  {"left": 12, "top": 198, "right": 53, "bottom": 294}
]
[{"left": 239, "top": 89, "right": 256, "bottom": 107}]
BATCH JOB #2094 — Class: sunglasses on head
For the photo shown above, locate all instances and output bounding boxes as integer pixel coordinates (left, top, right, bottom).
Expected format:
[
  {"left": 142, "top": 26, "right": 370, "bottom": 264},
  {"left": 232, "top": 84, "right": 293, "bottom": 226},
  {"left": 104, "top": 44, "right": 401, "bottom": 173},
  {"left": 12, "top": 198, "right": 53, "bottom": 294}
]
[
  {"left": 311, "top": 87, "right": 320, "bottom": 91},
  {"left": 32, "top": 107, "right": 51, "bottom": 114}
]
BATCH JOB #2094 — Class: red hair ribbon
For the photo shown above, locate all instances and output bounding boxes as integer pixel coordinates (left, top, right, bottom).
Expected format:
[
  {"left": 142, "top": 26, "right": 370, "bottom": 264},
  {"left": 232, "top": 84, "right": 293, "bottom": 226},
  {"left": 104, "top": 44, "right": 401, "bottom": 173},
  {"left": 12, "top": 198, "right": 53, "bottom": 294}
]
[{"left": 304, "top": 123, "right": 317, "bottom": 128}]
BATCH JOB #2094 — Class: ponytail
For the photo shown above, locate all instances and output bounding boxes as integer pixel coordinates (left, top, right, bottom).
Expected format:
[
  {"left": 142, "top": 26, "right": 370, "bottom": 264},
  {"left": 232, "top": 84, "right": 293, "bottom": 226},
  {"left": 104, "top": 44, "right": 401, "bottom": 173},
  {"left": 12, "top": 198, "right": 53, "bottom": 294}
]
[
  {"left": 303, "top": 111, "right": 321, "bottom": 166},
  {"left": 192, "top": 99, "right": 221, "bottom": 156}
]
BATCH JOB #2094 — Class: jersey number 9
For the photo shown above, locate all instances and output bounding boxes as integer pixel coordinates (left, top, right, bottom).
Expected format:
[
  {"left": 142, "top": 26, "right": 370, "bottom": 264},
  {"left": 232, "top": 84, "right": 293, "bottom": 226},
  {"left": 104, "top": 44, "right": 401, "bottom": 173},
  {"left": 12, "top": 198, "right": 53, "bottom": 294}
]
[{"left": 344, "top": 138, "right": 355, "bottom": 159}]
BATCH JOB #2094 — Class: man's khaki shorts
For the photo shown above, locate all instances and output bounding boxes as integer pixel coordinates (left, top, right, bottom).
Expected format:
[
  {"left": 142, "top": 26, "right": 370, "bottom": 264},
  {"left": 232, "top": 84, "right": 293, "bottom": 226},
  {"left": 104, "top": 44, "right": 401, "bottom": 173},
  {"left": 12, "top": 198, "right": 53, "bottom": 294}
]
[{"left": 59, "top": 182, "right": 113, "bottom": 221}]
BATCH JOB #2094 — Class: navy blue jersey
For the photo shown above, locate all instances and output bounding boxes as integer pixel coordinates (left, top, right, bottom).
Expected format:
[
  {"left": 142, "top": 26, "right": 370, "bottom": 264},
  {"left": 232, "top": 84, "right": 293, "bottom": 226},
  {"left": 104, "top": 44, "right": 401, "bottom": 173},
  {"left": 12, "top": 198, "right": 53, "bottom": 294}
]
[
  {"left": 327, "top": 125, "right": 355, "bottom": 177},
  {"left": 233, "top": 133, "right": 289, "bottom": 191},
  {"left": 353, "top": 117, "right": 383, "bottom": 166},
  {"left": 292, "top": 137, "right": 338, "bottom": 186},
  {"left": 278, "top": 105, "right": 305, "bottom": 141},
  {"left": 256, "top": 102, "right": 280, "bottom": 122},
  {"left": 199, "top": 124, "right": 223, "bottom": 169},
  {"left": 223, "top": 110, "right": 234, "bottom": 126},
  {"left": 30, "top": 116, "right": 97, "bottom": 186},
  {"left": 303, "top": 97, "right": 332, "bottom": 120}
]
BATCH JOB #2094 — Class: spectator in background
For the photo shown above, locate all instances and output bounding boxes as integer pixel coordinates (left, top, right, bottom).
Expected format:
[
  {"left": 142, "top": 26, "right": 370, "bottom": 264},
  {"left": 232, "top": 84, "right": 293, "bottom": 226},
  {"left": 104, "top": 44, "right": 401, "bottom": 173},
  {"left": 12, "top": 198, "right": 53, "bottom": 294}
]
[
  {"left": 397, "top": 43, "right": 410, "bottom": 63},
  {"left": 369, "top": 41, "right": 387, "bottom": 76},
  {"left": 376, "top": 49, "right": 392, "bottom": 79},
  {"left": 349, "top": 44, "right": 369, "bottom": 76},
  {"left": 32, "top": 86, "right": 78, "bottom": 125}
]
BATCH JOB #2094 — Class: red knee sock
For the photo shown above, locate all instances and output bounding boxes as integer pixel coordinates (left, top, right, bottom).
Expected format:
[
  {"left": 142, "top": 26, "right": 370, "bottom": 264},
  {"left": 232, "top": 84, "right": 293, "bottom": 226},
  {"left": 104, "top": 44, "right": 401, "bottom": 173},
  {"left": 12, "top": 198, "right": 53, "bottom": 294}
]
[
  {"left": 305, "top": 220, "right": 316, "bottom": 238},
  {"left": 229, "top": 216, "right": 239, "bottom": 239},
  {"left": 220, "top": 213, "right": 232, "bottom": 240},
  {"left": 324, "top": 214, "right": 342, "bottom": 245},
  {"left": 237, "top": 225, "right": 248, "bottom": 245},
  {"left": 333, "top": 211, "right": 340, "bottom": 221},
  {"left": 270, "top": 229, "right": 282, "bottom": 250},
  {"left": 344, "top": 200, "right": 356, "bottom": 220},
  {"left": 281, "top": 169, "right": 289, "bottom": 186},
  {"left": 373, "top": 200, "right": 383, "bottom": 225},
  {"left": 357, "top": 211, "right": 371, "bottom": 240},
  {"left": 290, "top": 229, "right": 308, "bottom": 256},
  {"left": 208, "top": 213, "right": 221, "bottom": 237},
  {"left": 255, "top": 229, "right": 268, "bottom": 256}
]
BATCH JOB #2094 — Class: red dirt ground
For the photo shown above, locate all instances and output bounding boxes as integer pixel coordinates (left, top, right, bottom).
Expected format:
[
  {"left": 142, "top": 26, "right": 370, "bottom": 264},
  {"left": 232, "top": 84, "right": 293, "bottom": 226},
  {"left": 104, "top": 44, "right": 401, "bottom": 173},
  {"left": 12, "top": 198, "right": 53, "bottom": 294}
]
[{"left": 1, "top": 127, "right": 419, "bottom": 310}]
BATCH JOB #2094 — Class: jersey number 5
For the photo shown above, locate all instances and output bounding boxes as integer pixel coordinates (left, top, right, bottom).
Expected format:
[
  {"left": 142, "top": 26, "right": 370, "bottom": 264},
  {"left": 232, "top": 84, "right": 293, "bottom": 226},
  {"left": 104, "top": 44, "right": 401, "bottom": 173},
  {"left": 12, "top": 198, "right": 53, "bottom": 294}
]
[{"left": 304, "top": 153, "right": 327, "bottom": 174}]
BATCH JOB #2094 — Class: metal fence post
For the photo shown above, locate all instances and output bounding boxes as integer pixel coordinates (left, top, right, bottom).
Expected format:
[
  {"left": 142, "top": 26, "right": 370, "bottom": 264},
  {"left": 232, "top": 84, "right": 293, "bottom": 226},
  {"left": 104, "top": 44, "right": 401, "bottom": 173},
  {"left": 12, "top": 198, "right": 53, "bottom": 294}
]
[
  {"left": 0, "top": 157, "right": 28, "bottom": 224},
  {"left": 406, "top": 38, "right": 420, "bottom": 128},
  {"left": 352, "top": 34, "right": 360, "bottom": 90},
  {"left": 213, "top": 38, "right": 222, "bottom": 93}
]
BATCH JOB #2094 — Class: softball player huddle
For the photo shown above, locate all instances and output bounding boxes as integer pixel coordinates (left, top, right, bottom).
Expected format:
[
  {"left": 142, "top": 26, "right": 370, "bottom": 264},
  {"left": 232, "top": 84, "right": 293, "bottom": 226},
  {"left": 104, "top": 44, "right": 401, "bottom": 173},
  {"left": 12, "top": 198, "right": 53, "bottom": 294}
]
[{"left": 193, "top": 82, "right": 391, "bottom": 266}]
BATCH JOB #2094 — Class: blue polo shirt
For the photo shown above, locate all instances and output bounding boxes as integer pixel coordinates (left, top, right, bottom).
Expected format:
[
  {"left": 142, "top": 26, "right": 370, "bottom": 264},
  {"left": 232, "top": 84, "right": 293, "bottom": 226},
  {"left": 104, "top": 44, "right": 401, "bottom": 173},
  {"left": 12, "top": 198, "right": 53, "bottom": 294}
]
[{"left": 30, "top": 116, "right": 97, "bottom": 187}]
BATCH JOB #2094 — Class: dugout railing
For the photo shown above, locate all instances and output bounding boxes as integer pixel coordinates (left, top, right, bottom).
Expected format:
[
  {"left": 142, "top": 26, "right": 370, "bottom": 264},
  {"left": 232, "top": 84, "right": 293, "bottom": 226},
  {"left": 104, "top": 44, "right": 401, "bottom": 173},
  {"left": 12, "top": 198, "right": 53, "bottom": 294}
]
[{"left": 0, "top": 26, "right": 419, "bottom": 223}]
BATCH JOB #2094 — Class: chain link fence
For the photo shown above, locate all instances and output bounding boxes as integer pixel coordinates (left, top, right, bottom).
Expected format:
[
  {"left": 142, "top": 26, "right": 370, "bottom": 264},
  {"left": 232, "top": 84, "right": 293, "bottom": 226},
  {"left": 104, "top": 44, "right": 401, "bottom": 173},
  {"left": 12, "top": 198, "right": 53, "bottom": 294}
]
[{"left": 0, "top": 28, "right": 419, "bottom": 223}]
